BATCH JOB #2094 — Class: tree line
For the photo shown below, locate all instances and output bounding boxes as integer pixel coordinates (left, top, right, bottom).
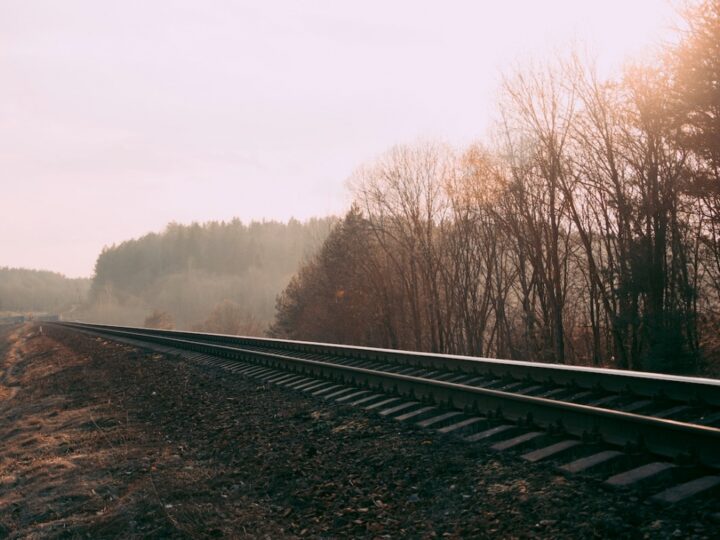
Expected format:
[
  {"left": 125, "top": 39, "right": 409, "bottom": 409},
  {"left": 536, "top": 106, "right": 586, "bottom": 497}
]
[
  {"left": 271, "top": 1, "right": 720, "bottom": 374},
  {"left": 80, "top": 217, "right": 335, "bottom": 330},
  {"left": 0, "top": 267, "right": 89, "bottom": 315}
]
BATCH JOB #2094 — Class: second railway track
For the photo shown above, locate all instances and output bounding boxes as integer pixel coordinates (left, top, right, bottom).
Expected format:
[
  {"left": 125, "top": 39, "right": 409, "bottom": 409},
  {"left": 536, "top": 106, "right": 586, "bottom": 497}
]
[{"left": 52, "top": 321, "right": 720, "bottom": 505}]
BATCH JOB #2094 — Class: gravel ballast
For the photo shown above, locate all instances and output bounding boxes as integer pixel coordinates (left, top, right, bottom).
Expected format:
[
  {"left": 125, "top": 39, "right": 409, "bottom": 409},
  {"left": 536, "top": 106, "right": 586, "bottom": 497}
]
[{"left": 0, "top": 323, "right": 718, "bottom": 538}]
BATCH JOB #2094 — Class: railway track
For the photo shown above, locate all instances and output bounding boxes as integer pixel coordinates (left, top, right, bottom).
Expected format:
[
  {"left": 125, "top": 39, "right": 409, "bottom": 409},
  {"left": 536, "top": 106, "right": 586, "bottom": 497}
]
[{"left": 53, "top": 321, "right": 720, "bottom": 505}]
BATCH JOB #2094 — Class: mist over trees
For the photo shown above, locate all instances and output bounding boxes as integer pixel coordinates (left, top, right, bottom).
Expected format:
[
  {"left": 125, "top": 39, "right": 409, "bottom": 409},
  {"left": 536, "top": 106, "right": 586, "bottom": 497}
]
[
  {"left": 5, "top": 2, "right": 716, "bottom": 375},
  {"left": 0, "top": 268, "right": 89, "bottom": 314},
  {"left": 272, "top": 1, "right": 720, "bottom": 374},
  {"left": 79, "top": 218, "right": 335, "bottom": 331}
]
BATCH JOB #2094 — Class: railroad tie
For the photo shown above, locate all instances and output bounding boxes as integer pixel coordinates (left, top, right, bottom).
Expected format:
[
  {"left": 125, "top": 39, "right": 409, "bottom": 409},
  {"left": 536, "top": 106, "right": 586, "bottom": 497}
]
[{"left": 605, "top": 462, "right": 676, "bottom": 487}]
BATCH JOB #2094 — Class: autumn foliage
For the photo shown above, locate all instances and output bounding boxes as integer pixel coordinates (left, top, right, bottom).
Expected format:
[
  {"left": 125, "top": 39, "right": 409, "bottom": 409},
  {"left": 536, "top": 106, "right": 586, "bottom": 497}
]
[{"left": 272, "top": 2, "right": 720, "bottom": 375}]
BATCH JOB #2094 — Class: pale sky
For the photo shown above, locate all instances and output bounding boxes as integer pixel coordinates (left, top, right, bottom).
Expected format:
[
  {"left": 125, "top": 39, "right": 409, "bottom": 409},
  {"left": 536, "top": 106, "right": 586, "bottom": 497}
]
[{"left": 1, "top": 0, "right": 680, "bottom": 277}]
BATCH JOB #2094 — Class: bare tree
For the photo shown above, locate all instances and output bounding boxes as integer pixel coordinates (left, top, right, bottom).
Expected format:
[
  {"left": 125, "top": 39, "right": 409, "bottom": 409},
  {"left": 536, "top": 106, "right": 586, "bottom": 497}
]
[
  {"left": 497, "top": 62, "right": 579, "bottom": 363},
  {"left": 351, "top": 143, "right": 453, "bottom": 352}
]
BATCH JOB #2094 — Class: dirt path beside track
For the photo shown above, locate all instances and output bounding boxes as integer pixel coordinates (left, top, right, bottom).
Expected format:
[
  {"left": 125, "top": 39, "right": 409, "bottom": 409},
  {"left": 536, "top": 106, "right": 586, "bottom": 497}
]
[{"left": 0, "top": 323, "right": 717, "bottom": 539}]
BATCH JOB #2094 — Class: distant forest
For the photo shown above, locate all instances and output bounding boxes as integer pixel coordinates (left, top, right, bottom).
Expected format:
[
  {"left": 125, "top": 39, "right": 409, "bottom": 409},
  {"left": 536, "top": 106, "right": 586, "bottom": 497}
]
[
  {"left": 271, "top": 1, "right": 720, "bottom": 375},
  {"left": 77, "top": 218, "right": 335, "bottom": 332},
  {"left": 7, "top": 2, "right": 719, "bottom": 376},
  {"left": 0, "top": 268, "right": 89, "bottom": 314}
]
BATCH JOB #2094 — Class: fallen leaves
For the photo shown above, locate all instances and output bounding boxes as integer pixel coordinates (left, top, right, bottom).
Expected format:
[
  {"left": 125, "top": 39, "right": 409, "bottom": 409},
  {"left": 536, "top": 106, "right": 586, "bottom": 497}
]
[{"left": 1, "top": 324, "right": 716, "bottom": 539}]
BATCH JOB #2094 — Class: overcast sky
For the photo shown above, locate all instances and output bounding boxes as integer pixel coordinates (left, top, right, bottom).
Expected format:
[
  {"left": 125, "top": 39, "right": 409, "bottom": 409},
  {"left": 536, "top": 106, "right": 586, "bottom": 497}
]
[{"left": 1, "top": 0, "right": 679, "bottom": 277}]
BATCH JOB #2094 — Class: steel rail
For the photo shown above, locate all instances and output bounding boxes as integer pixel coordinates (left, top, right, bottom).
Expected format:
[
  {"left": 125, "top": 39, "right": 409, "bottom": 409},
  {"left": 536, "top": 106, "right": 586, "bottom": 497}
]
[
  {"left": 54, "top": 322, "right": 720, "bottom": 467},
  {"left": 60, "top": 321, "right": 720, "bottom": 406}
]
